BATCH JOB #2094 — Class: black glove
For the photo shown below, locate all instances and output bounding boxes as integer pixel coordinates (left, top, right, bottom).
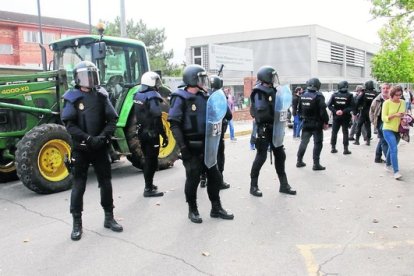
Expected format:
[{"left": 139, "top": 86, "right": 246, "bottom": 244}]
[
  {"left": 87, "top": 136, "right": 105, "bottom": 150},
  {"left": 180, "top": 146, "right": 191, "bottom": 161},
  {"left": 162, "top": 136, "right": 169, "bottom": 148}
]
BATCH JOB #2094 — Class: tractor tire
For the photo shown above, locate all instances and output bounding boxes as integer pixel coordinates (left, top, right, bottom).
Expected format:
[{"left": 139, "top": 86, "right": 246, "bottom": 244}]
[
  {"left": 126, "top": 99, "right": 179, "bottom": 170},
  {"left": 0, "top": 162, "right": 18, "bottom": 183},
  {"left": 15, "top": 124, "right": 73, "bottom": 194}
]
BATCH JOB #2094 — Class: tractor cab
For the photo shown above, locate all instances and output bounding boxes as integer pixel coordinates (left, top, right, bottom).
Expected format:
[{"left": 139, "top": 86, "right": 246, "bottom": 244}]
[{"left": 50, "top": 35, "right": 150, "bottom": 111}]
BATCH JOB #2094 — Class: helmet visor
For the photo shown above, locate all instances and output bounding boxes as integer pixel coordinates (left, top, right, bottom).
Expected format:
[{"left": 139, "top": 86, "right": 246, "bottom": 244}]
[
  {"left": 197, "top": 71, "right": 210, "bottom": 92},
  {"left": 272, "top": 71, "right": 280, "bottom": 87},
  {"left": 76, "top": 67, "right": 100, "bottom": 88}
]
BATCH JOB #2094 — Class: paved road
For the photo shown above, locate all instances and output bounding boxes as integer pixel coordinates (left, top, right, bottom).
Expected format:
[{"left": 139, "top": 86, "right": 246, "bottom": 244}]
[{"left": 1, "top": 130, "right": 413, "bottom": 275}]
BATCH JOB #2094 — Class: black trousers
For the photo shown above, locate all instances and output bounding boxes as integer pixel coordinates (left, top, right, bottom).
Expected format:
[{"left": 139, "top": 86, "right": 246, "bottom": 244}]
[
  {"left": 356, "top": 111, "right": 371, "bottom": 140},
  {"left": 297, "top": 128, "right": 324, "bottom": 163},
  {"left": 331, "top": 117, "right": 351, "bottom": 147},
  {"left": 250, "top": 127, "right": 287, "bottom": 183},
  {"left": 183, "top": 151, "right": 220, "bottom": 205},
  {"left": 70, "top": 149, "right": 114, "bottom": 214},
  {"left": 139, "top": 136, "right": 160, "bottom": 188}
]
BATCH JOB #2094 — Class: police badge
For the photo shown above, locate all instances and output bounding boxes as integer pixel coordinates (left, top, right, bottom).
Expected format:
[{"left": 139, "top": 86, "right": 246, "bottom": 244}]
[
  {"left": 191, "top": 104, "right": 196, "bottom": 111},
  {"left": 269, "top": 96, "right": 272, "bottom": 102},
  {"left": 78, "top": 102, "right": 85, "bottom": 110}
]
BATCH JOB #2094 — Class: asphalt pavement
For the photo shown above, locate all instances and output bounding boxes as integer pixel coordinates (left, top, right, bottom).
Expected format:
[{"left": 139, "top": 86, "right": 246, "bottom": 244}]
[{"left": 0, "top": 126, "right": 413, "bottom": 275}]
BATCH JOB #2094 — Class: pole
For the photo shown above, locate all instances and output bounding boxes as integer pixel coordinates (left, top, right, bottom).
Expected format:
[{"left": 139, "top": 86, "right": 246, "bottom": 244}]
[
  {"left": 120, "top": 0, "right": 127, "bottom": 37},
  {"left": 88, "top": 0, "right": 92, "bottom": 34},
  {"left": 37, "top": 0, "right": 47, "bottom": 71}
]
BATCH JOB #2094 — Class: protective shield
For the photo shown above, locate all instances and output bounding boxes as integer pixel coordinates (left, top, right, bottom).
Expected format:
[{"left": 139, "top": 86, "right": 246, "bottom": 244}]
[
  {"left": 273, "top": 85, "right": 292, "bottom": 147},
  {"left": 204, "top": 89, "right": 227, "bottom": 168}
]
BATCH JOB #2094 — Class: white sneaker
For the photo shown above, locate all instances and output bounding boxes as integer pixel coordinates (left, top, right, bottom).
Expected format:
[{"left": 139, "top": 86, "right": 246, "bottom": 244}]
[
  {"left": 394, "top": 172, "right": 402, "bottom": 180},
  {"left": 385, "top": 165, "right": 392, "bottom": 172}
]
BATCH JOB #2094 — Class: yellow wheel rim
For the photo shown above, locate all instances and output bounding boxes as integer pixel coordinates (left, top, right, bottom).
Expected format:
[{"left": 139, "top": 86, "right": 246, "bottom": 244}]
[
  {"left": 159, "top": 112, "right": 176, "bottom": 159},
  {"left": 38, "top": 139, "right": 71, "bottom": 182}
]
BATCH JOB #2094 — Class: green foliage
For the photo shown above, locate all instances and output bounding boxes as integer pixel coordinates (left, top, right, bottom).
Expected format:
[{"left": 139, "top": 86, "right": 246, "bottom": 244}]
[
  {"left": 370, "top": 0, "right": 414, "bottom": 24},
  {"left": 97, "top": 17, "right": 183, "bottom": 77},
  {"left": 371, "top": 19, "right": 414, "bottom": 82}
]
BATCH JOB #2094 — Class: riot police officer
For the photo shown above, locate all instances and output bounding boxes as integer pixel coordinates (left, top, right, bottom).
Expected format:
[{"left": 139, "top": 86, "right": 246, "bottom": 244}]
[
  {"left": 61, "top": 61, "right": 123, "bottom": 241},
  {"left": 296, "top": 78, "right": 329, "bottom": 170},
  {"left": 168, "top": 64, "right": 234, "bottom": 223},
  {"left": 353, "top": 80, "right": 378, "bottom": 145},
  {"left": 327, "top": 81, "right": 354, "bottom": 154},
  {"left": 249, "top": 66, "right": 296, "bottom": 197},
  {"left": 134, "top": 71, "right": 168, "bottom": 197},
  {"left": 199, "top": 75, "right": 231, "bottom": 190}
]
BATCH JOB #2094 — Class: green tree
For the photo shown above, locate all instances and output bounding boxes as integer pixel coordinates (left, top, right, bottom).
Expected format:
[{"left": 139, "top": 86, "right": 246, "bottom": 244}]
[
  {"left": 371, "top": 19, "right": 414, "bottom": 82},
  {"left": 370, "top": 0, "right": 414, "bottom": 24},
  {"left": 100, "top": 17, "right": 182, "bottom": 77}
]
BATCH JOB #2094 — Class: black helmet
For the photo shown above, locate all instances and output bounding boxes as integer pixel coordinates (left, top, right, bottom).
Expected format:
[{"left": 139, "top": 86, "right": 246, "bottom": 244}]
[
  {"left": 364, "top": 80, "right": 375, "bottom": 91},
  {"left": 257, "top": 66, "right": 278, "bottom": 86},
  {"left": 73, "top": 61, "right": 100, "bottom": 89},
  {"left": 338, "top": 80, "right": 349, "bottom": 92},
  {"left": 306, "top": 78, "right": 321, "bottom": 91},
  {"left": 210, "top": 75, "right": 223, "bottom": 91},
  {"left": 182, "top": 64, "right": 209, "bottom": 91}
]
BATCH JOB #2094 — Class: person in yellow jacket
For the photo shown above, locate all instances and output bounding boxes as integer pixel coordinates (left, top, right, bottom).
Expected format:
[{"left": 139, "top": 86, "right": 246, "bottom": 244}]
[{"left": 381, "top": 85, "right": 406, "bottom": 180}]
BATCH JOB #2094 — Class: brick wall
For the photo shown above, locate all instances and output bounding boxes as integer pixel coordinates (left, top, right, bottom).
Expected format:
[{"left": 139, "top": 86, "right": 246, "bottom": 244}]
[
  {"left": 0, "top": 23, "right": 88, "bottom": 67},
  {"left": 233, "top": 109, "right": 252, "bottom": 121}
]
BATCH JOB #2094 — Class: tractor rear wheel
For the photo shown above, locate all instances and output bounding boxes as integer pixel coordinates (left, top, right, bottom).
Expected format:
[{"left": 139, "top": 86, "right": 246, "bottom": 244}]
[{"left": 15, "top": 124, "right": 73, "bottom": 194}]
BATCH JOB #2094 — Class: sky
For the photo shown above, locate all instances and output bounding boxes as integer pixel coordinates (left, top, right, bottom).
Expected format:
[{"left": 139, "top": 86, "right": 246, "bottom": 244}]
[{"left": 3, "top": 0, "right": 387, "bottom": 64}]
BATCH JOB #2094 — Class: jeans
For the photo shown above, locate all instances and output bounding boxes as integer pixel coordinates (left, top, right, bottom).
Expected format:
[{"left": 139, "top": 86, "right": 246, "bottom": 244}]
[
  {"left": 293, "top": 115, "right": 302, "bottom": 137},
  {"left": 375, "top": 125, "right": 389, "bottom": 164},
  {"left": 228, "top": 119, "right": 235, "bottom": 140},
  {"left": 383, "top": 130, "right": 400, "bottom": 173}
]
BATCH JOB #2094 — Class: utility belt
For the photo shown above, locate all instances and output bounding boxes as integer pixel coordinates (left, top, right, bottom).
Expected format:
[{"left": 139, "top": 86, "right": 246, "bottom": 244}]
[{"left": 256, "top": 123, "right": 272, "bottom": 138}]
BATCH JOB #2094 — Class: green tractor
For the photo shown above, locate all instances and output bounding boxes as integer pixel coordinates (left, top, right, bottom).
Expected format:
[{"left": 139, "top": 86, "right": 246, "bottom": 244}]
[{"left": 0, "top": 35, "right": 179, "bottom": 194}]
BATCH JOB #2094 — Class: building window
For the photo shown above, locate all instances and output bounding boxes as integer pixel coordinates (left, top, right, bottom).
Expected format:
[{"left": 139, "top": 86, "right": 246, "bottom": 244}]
[
  {"left": 23, "top": 31, "right": 56, "bottom": 44},
  {"left": 317, "top": 39, "right": 344, "bottom": 64},
  {"left": 193, "top": 47, "right": 202, "bottom": 65},
  {"left": 0, "top": 44, "right": 13, "bottom": 55},
  {"left": 346, "top": 47, "right": 364, "bottom": 67}
]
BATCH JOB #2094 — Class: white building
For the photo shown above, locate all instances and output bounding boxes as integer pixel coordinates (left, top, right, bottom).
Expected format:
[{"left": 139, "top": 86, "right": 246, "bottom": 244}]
[{"left": 185, "top": 24, "right": 380, "bottom": 99}]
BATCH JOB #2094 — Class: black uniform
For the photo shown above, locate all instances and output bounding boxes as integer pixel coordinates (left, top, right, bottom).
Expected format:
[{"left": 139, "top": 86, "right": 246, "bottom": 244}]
[
  {"left": 61, "top": 87, "right": 118, "bottom": 214},
  {"left": 249, "top": 83, "right": 296, "bottom": 196},
  {"left": 168, "top": 88, "right": 233, "bottom": 223},
  {"left": 354, "top": 89, "right": 377, "bottom": 145},
  {"left": 297, "top": 89, "right": 329, "bottom": 169},
  {"left": 327, "top": 90, "right": 353, "bottom": 152},
  {"left": 134, "top": 88, "right": 167, "bottom": 197}
]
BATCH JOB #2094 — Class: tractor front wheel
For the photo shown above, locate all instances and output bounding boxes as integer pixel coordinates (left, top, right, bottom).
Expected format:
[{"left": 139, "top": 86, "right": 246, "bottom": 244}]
[
  {"left": 15, "top": 124, "right": 73, "bottom": 194},
  {"left": 0, "top": 160, "right": 18, "bottom": 183}
]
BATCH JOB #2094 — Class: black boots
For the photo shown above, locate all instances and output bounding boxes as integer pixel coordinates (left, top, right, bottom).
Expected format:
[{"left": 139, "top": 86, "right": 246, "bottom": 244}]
[
  {"left": 71, "top": 211, "right": 122, "bottom": 240},
  {"left": 313, "top": 163, "right": 326, "bottom": 171},
  {"left": 353, "top": 138, "right": 360, "bottom": 145},
  {"left": 366, "top": 139, "right": 370, "bottom": 146},
  {"left": 104, "top": 211, "right": 123, "bottom": 232},
  {"left": 343, "top": 146, "right": 352, "bottom": 155},
  {"left": 250, "top": 177, "right": 262, "bottom": 197},
  {"left": 143, "top": 185, "right": 164, "bottom": 197},
  {"left": 331, "top": 146, "right": 338, "bottom": 153},
  {"left": 279, "top": 175, "right": 296, "bottom": 195},
  {"left": 220, "top": 181, "right": 230, "bottom": 190},
  {"left": 296, "top": 160, "right": 306, "bottom": 168},
  {"left": 188, "top": 202, "right": 202, "bottom": 223},
  {"left": 210, "top": 201, "right": 234, "bottom": 220},
  {"left": 71, "top": 213, "right": 82, "bottom": 241}
]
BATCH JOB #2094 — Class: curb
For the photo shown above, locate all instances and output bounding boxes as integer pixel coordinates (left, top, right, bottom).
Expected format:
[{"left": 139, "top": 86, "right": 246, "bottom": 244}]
[{"left": 224, "top": 130, "right": 252, "bottom": 139}]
